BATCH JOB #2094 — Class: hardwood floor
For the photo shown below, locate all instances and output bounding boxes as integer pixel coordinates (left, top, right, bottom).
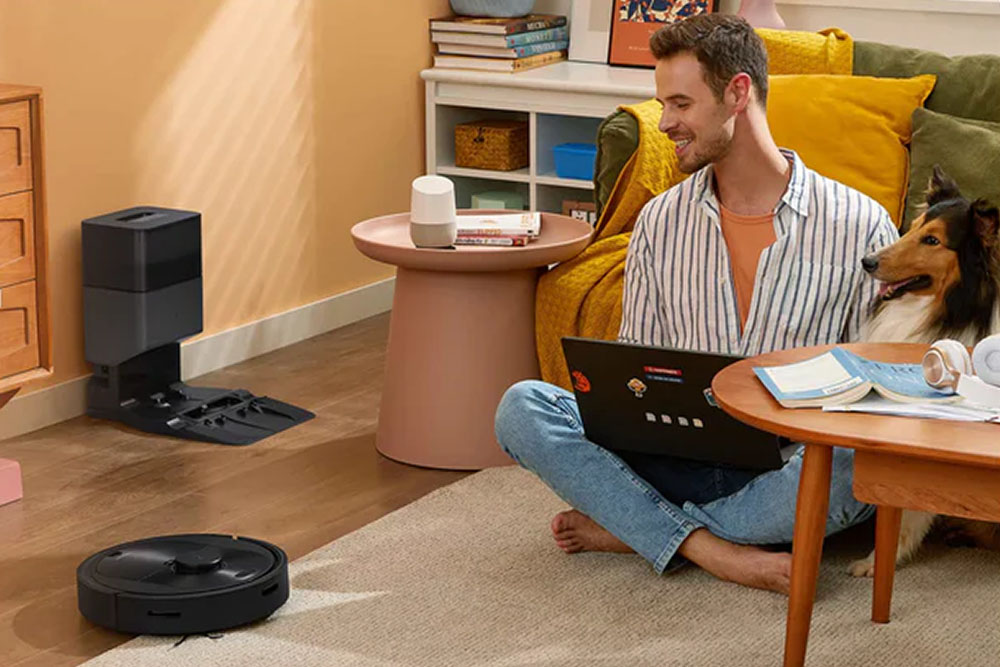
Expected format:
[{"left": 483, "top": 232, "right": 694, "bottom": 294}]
[{"left": 0, "top": 313, "right": 471, "bottom": 666}]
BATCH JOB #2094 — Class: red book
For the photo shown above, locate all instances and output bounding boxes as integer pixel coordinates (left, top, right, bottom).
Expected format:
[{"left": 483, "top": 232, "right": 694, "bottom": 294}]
[{"left": 454, "top": 234, "right": 530, "bottom": 247}]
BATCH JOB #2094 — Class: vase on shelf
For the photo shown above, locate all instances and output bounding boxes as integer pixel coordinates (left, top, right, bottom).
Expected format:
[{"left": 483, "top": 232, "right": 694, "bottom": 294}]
[
  {"left": 737, "top": 0, "right": 785, "bottom": 30},
  {"left": 449, "top": 0, "right": 536, "bottom": 18}
]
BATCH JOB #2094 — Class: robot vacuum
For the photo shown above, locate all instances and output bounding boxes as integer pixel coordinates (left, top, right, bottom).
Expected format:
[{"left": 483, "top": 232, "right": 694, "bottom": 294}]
[{"left": 77, "top": 534, "right": 289, "bottom": 635}]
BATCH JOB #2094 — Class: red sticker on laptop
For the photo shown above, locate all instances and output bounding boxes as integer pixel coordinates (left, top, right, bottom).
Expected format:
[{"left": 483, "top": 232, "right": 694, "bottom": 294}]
[
  {"left": 644, "top": 365, "right": 684, "bottom": 383},
  {"left": 571, "top": 370, "right": 591, "bottom": 393}
]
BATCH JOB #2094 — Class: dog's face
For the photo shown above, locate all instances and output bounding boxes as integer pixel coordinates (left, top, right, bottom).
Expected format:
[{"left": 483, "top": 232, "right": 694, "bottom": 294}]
[{"left": 861, "top": 166, "right": 1000, "bottom": 302}]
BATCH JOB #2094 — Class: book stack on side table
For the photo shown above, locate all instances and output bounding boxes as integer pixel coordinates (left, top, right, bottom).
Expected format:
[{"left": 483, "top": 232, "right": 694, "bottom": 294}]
[
  {"left": 455, "top": 211, "right": 541, "bottom": 246},
  {"left": 431, "top": 14, "right": 568, "bottom": 73}
]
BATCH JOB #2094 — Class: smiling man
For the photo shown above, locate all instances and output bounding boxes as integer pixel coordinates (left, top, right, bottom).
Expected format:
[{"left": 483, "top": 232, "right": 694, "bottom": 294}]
[{"left": 495, "top": 14, "right": 898, "bottom": 593}]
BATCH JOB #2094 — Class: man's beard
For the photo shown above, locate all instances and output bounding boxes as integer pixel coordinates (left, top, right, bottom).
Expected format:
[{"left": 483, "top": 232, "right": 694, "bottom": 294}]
[{"left": 677, "top": 130, "right": 731, "bottom": 174}]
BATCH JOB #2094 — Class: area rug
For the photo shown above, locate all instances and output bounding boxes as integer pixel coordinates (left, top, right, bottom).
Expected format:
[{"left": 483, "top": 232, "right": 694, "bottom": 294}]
[{"left": 83, "top": 466, "right": 1000, "bottom": 666}]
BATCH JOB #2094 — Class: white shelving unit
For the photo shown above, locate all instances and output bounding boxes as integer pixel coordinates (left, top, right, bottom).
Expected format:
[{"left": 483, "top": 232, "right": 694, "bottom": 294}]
[{"left": 421, "top": 61, "right": 656, "bottom": 213}]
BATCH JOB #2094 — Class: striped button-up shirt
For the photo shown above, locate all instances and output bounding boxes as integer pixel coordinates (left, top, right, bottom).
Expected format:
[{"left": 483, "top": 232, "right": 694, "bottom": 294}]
[{"left": 618, "top": 150, "right": 899, "bottom": 356}]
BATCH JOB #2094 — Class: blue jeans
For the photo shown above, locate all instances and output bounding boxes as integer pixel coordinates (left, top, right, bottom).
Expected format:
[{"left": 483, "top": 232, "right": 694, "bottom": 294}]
[{"left": 494, "top": 380, "right": 874, "bottom": 574}]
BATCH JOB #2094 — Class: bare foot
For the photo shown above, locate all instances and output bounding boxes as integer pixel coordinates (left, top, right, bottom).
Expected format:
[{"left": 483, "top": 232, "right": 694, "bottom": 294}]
[
  {"left": 680, "top": 528, "right": 792, "bottom": 595},
  {"left": 550, "top": 510, "right": 634, "bottom": 555}
]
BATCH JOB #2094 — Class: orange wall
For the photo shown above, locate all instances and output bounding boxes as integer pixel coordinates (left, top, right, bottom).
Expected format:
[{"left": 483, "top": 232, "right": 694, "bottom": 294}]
[{"left": 0, "top": 0, "right": 450, "bottom": 395}]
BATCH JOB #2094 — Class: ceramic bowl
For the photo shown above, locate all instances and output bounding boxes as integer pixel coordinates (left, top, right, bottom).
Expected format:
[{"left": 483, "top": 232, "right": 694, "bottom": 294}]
[{"left": 449, "top": 0, "right": 536, "bottom": 18}]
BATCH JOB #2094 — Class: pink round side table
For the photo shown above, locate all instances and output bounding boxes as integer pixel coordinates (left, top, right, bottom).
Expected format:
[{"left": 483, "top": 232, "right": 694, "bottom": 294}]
[{"left": 351, "top": 210, "right": 593, "bottom": 470}]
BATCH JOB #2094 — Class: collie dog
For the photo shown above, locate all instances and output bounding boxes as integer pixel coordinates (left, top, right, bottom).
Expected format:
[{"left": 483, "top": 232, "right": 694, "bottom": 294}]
[{"left": 852, "top": 166, "right": 1000, "bottom": 577}]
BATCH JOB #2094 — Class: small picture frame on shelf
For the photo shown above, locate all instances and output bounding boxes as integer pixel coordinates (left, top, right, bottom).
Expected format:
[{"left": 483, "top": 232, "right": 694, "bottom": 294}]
[
  {"left": 568, "top": 0, "right": 613, "bottom": 64},
  {"left": 562, "top": 199, "right": 598, "bottom": 225},
  {"left": 608, "top": 0, "right": 718, "bottom": 68}
]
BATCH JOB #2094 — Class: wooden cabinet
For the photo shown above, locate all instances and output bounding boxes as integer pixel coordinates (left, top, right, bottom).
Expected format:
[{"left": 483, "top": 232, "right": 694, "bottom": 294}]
[{"left": 0, "top": 85, "right": 50, "bottom": 396}]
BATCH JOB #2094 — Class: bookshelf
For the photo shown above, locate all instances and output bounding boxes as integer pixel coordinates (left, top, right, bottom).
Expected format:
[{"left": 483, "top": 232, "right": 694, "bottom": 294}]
[{"left": 420, "top": 61, "right": 656, "bottom": 213}]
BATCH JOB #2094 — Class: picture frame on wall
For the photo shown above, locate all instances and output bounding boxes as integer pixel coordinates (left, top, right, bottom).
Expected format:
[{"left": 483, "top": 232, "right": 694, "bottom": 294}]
[
  {"left": 568, "top": 0, "right": 614, "bottom": 64},
  {"left": 608, "top": 0, "right": 718, "bottom": 68}
]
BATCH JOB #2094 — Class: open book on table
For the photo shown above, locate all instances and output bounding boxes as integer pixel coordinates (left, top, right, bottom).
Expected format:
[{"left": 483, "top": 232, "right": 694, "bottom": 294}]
[
  {"left": 753, "top": 347, "right": 956, "bottom": 408},
  {"left": 754, "top": 347, "right": 1000, "bottom": 422}
]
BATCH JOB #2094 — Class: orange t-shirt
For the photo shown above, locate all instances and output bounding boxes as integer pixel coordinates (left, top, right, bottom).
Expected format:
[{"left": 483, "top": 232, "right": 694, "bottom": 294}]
[{"left": 719, "top": 205, "right": 777, "bottom": 330}]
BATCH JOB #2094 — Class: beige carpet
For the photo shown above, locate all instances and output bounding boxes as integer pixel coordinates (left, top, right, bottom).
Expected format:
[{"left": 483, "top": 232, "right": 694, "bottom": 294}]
[{"left": 83, "top": 466, "right": 1000, "bottom": 667}]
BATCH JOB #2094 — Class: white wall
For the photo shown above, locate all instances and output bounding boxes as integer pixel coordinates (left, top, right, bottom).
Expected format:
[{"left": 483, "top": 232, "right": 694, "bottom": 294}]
[
  {"left": 774, "top": 1, "right": 1000, "bottom": 56},
  {"left": 552, "top": 0, "right": 1000, "bottom": 58}
]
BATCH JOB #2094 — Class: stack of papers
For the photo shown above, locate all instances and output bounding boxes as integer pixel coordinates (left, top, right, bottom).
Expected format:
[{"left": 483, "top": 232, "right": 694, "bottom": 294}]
[{"left": 823, "top": 395, "right": 1000, "bottom": 422}]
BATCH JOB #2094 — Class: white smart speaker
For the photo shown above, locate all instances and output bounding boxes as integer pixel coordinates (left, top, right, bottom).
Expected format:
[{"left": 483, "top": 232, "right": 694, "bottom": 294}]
[{"left": 410, "top": 175, "right": 457, "bottom": 248}]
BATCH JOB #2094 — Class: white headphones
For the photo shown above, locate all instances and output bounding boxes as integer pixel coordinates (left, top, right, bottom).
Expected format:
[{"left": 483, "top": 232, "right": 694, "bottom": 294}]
[{"left": 922, "top": 334, "right": 1000, "bottom": 408}]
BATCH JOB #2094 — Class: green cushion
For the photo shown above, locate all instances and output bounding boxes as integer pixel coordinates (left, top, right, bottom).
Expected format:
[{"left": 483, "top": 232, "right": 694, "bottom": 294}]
[
  {"left": 853, "top": 41, "right": 1000, "bottom": 123},
  {"left": 904, "top": 107, "right": 1000, "bottom": 231},
  {"left": 594, "top": 110, "right": 638, "bottom": 218}
]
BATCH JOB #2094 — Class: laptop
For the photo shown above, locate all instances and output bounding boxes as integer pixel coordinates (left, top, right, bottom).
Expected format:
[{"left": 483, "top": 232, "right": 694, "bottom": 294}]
[{"left": 561, "top": 337, "right": 799, "bottom": 471}]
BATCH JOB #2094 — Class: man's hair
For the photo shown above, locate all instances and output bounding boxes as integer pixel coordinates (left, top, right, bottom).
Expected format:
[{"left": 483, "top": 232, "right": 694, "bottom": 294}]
[{"left": 649, "top": 14, "right": 769, "bottom": 107}]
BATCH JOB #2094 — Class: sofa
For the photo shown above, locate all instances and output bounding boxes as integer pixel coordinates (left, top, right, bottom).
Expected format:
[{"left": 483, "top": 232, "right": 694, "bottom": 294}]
[{"left": 535, "top": 31, "right": 1000, "bottom": 390}]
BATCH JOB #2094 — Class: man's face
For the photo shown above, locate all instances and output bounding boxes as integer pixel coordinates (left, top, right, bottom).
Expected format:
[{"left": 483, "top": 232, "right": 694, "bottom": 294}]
[{"left": 655, "top": 53, "right": 735, "bottom": 174}]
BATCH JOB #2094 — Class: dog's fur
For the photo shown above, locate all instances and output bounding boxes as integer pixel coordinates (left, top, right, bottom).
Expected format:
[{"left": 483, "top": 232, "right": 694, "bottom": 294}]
[{"left": 851, "top": 166, "right": 1000, "bottom": 577}]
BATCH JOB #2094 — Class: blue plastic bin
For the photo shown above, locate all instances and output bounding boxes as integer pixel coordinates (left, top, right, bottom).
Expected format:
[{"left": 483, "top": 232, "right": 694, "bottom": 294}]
[{"left": 553, "top": 142, "right": 597, "bottom": 181}]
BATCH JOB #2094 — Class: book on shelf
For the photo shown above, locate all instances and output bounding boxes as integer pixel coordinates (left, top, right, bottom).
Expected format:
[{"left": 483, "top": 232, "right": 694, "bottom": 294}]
[
  {"left": 437, "top": 39, "right": 569, "bottom": 59},
  {"left": 753, "top": 347, "right": 957, "bottom": 409},
  {"left": 456, "top": 212, "right": 541, "bottom": 237},
  {"left": 430, "top": 14, "right": 567, "bottom": 35},
  {"left": 431, "top": 25, "right": 568, "bottom": 48},
  {"left": 433, "top": 50, "right": 566, "bottom": 73}
]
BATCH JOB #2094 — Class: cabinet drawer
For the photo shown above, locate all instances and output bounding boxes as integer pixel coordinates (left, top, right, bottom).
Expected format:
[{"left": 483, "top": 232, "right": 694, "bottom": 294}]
[
  {"left": 0, "top": 191, "right": 34, "bottom": 288},
  {"left": 0, "top": 101, "right": 31, "bottom": 197},
  {"left": 0, "top": 280, "right": 38, "bottom": 379}
]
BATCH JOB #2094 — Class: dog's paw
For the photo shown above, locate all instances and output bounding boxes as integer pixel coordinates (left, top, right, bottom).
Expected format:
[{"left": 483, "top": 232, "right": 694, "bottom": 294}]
[{"left": 848, "top": 557, "right": 875, "bottom": 578}]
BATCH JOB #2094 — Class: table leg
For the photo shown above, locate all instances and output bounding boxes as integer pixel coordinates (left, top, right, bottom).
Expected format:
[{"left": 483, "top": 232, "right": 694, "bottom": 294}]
[
  {"left": 872, "top": 505, "right": 902, "bottom": 623},
  {"left": 784, "top": 443, "right": 832, "bottom": 667},
  {"left": 377, "top": 266, "right": 541, "bottom": 470}
]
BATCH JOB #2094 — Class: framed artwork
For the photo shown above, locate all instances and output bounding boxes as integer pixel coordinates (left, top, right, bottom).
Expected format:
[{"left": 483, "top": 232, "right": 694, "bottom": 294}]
[
  {"left": 608, "top": 0, "right": 718, "bottom": 68},
  {"left": 562, "top": 199, "right": 598, "bottom": 225}
]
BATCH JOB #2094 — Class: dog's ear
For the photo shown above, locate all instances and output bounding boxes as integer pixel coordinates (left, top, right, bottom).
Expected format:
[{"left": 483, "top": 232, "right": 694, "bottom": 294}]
[
  {"left": 926, "top": 165, "right": 962, "bottom": 207},
  {"left": 972, "top": 199, "right": 1000, "bottom": 243}
]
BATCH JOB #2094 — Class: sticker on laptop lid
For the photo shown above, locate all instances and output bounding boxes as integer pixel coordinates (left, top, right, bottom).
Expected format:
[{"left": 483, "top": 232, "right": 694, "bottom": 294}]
[
  {"left": 571, "top": 370, "right": 591, "bottom": 393},
  {"left": 644, "top": 364, "right": 684, "bottom": 383},
  {"left": 644, "top": 366, "right": 682, "bottom": 377},
  {"left": 627, "top": 377, "right": 647, "bottom": 398},
  {"left": 703, "top": 387, "right": 718, "bottom": 408}
]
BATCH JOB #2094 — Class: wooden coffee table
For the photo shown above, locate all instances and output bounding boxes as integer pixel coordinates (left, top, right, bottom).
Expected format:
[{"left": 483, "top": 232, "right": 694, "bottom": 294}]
[
  {"left": 351, "top": 210, "right": 592, "bottom": 470},
  {"left": 712, "top": 342, "right": 1000, "bottom": 667}
]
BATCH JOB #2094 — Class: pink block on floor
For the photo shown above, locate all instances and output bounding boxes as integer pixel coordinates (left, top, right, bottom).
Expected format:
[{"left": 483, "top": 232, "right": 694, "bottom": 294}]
[{"left": 0, "top": 458, "right": 23, "bottom": 506}]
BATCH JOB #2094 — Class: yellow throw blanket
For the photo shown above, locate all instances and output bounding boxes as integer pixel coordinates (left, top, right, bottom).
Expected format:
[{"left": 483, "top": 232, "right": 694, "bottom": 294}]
[{"left": 536, "top": 28, "right": 854, "bottom": 390}]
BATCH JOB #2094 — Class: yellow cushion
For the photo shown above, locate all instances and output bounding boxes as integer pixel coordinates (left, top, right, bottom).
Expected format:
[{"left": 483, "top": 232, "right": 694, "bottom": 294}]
[
  {"left": 758, "top": 27, "right": 853, "bottom": 75},
  {"left": 767, "top": 74, "right": 937, "bottom": 226}
]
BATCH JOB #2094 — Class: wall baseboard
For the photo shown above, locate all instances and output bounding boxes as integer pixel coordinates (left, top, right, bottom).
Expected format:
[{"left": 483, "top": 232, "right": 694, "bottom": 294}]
[{"left": 0, "top": 278, "right": 395, "bottom": 441}]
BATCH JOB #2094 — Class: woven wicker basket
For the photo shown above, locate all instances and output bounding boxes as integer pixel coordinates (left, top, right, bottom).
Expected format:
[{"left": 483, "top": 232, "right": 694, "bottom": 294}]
[{"left": 454, "top": 120, "right": 528, "bottom": 171}]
